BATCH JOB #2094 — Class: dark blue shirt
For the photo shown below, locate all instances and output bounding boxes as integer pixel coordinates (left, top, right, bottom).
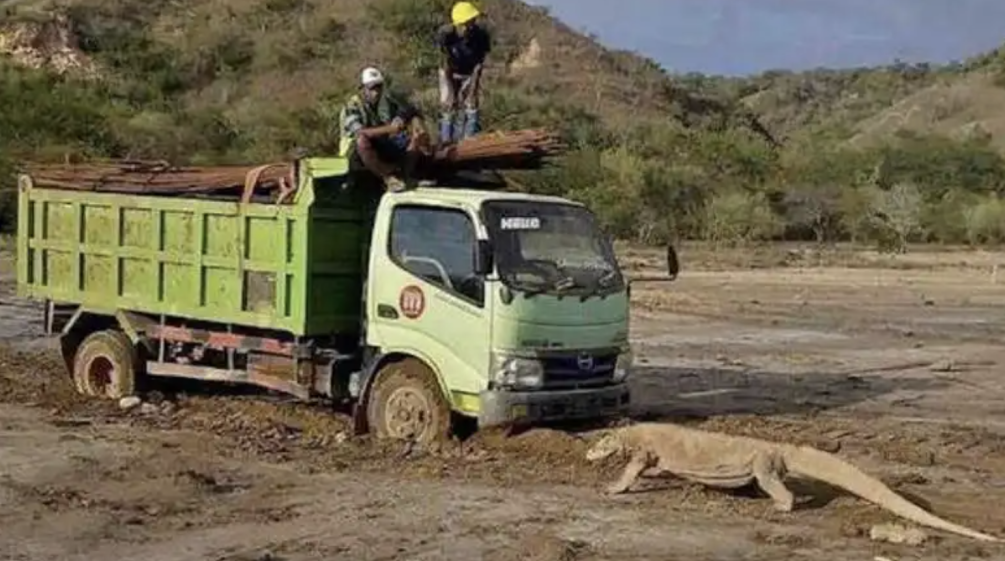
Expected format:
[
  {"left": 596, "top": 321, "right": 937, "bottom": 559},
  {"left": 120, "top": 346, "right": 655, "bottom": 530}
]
[{"left": 437, "top": 23, "right": 492, "bottom": 76}]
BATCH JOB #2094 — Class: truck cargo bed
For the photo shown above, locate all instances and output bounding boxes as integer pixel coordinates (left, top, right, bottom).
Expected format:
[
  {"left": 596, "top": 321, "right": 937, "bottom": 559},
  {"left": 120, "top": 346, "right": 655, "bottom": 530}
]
[{"left": 16, "top": 158, "right": 378, "bottom": 337}]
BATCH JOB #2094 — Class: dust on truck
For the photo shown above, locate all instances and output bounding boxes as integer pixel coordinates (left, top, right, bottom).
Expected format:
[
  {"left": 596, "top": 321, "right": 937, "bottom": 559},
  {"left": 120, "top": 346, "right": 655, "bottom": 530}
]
[{"left": 15, "top": 157, "right": 674, "bottom": 442}]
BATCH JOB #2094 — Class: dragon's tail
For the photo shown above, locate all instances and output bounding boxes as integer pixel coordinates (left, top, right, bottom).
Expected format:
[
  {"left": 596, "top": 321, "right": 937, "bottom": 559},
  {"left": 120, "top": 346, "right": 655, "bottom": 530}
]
[{"left": 787, "top": 446, "right": 1000, "bottom": 542}]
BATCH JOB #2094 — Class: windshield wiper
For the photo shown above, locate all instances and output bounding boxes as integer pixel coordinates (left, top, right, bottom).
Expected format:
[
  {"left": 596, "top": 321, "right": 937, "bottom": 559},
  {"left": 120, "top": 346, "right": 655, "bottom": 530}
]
[
  {"left": 504, "top": 276, "right": 551, "bottom": 298},
  {"left": 577, "top": 270, "right": 621, "bottom": 301},
  {"left": 553, "top": 276, "right": 577, "bottom": 291}
]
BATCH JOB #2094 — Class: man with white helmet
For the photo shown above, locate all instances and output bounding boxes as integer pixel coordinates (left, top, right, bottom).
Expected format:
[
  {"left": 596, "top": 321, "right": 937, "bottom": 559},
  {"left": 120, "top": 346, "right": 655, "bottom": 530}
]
[
  {"left": 339, "top": 66, "right": 431, "bottom": 191},
  {"left": 436, "top": 1, "right": 492, "bottom": 143}
]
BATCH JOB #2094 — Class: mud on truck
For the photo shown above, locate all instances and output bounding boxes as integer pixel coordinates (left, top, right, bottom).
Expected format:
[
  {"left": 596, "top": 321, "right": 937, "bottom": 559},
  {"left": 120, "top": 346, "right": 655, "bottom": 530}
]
[{"left": 15, "top": 155, "right": 679, "bottom": 444}]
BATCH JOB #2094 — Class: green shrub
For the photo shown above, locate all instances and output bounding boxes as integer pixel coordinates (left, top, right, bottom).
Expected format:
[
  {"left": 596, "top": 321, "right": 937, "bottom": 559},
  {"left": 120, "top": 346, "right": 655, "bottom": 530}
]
[
  {"left": 703, "top": 189, "right": 785, "bottom": 246},
  {"left": 964, "top": 194, "right": 1005, "bottom": 244}
]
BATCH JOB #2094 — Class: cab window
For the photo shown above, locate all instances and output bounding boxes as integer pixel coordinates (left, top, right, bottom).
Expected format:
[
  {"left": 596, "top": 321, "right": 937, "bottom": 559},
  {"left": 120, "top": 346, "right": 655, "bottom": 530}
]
[{"left": 389, "top": 204, "right": 484, "bottom": 306}]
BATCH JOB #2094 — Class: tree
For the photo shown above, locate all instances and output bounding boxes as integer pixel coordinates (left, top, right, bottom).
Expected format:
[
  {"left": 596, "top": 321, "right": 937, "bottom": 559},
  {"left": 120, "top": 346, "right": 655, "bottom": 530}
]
[
  {"left": 870, "top": 182, "right": 924, "bottom": 253},
  {"left": 783, "top": 183, "right": 843, "bottom": 244}
]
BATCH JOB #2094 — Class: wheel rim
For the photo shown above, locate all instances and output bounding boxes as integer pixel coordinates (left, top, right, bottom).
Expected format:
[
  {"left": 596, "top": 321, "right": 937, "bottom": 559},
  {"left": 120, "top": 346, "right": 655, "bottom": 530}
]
[
  {"left": 384, "top": 386, "right": 433, "bottom": 440},
  {"left": 86, "top": 355, "right": 116, "bottom": 396}
]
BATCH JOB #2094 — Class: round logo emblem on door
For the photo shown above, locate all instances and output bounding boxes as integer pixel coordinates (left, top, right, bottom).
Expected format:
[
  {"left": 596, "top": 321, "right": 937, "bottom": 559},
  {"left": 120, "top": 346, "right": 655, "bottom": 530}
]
[{"left": 399, "top": 285, "right": 425, "bottom": 319}]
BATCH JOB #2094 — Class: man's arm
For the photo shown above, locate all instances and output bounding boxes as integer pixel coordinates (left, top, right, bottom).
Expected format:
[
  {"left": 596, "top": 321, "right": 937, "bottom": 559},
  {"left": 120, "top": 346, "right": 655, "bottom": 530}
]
[{"left": 341, "top": 101, "right": 401, "bottom": 142}]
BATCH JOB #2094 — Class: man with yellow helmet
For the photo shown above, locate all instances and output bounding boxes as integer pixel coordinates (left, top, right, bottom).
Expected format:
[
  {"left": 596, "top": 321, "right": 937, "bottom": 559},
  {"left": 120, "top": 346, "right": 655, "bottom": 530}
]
[{"left": 436, "top": 2, "right": 492, "bottom": 143}]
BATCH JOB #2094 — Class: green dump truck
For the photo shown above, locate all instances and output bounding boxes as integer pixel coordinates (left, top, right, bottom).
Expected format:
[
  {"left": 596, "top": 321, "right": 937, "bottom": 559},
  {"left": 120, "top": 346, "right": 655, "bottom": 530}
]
[{"left": 15, "top": 157, "right": 678, "bottom": 442}]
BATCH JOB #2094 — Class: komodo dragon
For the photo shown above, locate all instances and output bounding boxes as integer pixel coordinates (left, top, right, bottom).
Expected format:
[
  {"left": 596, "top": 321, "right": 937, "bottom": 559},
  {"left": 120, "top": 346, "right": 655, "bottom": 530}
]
[{"left": 585, "top": 422, "right": 1001, "bottom": 542}]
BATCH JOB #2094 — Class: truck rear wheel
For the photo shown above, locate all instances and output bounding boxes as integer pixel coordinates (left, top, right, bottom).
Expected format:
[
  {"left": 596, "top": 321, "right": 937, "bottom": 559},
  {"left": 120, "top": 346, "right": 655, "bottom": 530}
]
[
  {"left": 366, "top": 358, "right": 451, "bottom": 446},
  {"left": 72, "top": 330, "right": 138, "bottom": 399}
]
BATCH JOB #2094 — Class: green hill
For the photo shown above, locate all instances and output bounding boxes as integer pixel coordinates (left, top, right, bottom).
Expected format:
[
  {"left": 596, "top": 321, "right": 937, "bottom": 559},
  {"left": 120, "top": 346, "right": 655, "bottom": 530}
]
[{"left": 3, "top": 0, "right": 1005, "bottom": 250}]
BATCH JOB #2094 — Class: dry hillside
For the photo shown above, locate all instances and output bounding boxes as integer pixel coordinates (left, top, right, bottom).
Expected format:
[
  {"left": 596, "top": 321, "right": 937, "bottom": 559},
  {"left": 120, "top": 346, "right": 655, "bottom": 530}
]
[
  {"left": 1, "top": 0, "right": 680, "bottom": 132},
  {"left": 848, "top": 71, "right": 1005, "bottom": 151}
]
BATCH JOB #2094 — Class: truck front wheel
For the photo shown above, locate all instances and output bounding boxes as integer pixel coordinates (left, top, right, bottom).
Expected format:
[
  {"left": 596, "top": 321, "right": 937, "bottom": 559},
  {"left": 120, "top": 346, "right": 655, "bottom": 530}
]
[
  {"left": 72, "top": 330, "right": 138, "bottom": 399},
  {"left": 366, "top": 358, "right": 452, "bottom": 446}
]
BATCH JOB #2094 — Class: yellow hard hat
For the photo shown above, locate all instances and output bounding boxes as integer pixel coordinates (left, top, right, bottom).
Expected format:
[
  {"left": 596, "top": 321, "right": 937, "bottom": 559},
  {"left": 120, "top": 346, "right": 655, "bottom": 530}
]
[{"left": 451, "top": 2, "right": 480, "bottom": 26}]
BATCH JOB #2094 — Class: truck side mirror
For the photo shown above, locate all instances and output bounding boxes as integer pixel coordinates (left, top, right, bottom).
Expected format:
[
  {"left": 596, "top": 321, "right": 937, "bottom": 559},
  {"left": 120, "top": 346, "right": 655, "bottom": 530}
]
[
  {"left": 666, "top": 243, "right": 680, "bottom": 280},
  {"left": 475, "top": 239, "right": 494, "bottom": 276}
]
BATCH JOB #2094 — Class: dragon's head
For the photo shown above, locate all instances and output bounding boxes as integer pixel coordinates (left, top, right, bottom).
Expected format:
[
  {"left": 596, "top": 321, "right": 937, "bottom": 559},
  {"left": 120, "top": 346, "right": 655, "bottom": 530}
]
[{"left": 585, "top": 430, "right": 626, "bottom": 462}]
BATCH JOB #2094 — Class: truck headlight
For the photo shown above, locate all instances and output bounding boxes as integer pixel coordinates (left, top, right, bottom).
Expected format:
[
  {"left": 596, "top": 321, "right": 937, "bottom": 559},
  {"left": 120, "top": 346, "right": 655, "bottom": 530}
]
[
  {"left": 612, "top": 350, "right": 633, "bottom": 383},
  {"left": 491, "top": 353, "right": 544, "bottom": 389}
]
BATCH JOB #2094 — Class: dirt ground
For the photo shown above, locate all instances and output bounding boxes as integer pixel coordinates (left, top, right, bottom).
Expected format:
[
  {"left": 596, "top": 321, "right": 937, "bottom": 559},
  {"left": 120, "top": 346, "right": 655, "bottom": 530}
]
[{"left": 5, "top": 242, "right": 1005, "bottom": 560}]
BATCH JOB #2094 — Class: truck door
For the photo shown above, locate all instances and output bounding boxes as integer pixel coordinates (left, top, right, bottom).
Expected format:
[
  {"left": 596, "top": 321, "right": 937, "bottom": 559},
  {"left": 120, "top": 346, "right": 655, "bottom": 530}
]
[{"left": 367, "top": 201, "right": 491, "bottom": 398}]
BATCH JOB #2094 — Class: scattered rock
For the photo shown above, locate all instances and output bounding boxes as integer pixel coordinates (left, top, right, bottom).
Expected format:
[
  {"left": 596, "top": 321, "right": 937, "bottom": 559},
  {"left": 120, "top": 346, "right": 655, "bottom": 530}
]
[
  {"left": 869, "top": 523, "right": 929, "bottom": 546},
  {"left": 930, "top": 359, "right": 956, "bottom": 373},
  {"left": 118, "top": 396, "right": 142, "bottom": 411},
  {"left": 509, "top": 37, "right": 542, "bottom": 73},
  {"left": 815, "top": 439, "right": 841, "bottom": 453},
  {"left": 139, "top": 403, "right": 160, "bottom": 416}
]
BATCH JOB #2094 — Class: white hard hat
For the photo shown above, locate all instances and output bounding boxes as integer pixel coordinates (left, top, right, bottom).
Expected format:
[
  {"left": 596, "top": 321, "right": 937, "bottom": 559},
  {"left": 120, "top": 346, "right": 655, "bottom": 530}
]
[{"left": 361, "top": 67, "right": 384, "bottom": 87}]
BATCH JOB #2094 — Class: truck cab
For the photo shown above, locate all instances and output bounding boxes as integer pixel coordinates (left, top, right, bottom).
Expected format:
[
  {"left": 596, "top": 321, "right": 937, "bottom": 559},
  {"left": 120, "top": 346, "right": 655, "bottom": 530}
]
[{"left": 361, "top": 186, "right": 634, "bottom": 440}]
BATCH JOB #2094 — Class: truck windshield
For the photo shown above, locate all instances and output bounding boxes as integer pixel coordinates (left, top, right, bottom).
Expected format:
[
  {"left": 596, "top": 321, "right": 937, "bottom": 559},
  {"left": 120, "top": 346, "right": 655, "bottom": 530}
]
[{"left": 482, "top": 200, "right": 624, "bottom": 297}]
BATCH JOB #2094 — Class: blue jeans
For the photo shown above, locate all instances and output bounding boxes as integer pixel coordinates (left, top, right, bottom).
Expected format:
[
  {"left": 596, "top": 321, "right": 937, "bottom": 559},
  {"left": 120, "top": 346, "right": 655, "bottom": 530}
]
[{"left": 438, "top": 69, "right": 481, "bottom": 143}]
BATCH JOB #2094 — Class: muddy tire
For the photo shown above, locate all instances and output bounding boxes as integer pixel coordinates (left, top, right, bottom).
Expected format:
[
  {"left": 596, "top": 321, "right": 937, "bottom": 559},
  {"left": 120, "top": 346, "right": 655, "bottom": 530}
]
[
  {"left": 72, "top": 330, "right": 138, "bottom": 399},
  {"left": 366, "top": 358, "right": 452, "bottom": 446}
]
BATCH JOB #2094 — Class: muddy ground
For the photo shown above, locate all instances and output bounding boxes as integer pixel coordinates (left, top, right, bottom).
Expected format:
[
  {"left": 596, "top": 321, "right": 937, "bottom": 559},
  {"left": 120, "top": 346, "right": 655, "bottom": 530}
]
[{"left": 4, "top": 242, "right": 1005, "bottom": 560}]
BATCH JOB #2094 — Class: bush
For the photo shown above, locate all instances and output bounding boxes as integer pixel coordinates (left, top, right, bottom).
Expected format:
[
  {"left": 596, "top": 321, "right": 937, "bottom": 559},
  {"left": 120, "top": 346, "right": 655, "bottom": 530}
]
[
  {"left": 703, "top": 189, "right": 784, "bottom": 246},
  {"left": 0, "top": 63, "right": 122, "bottom": 157},
  {"left": 867, "top": 182, "right": 925, "bottom": 253},
  {"left": 964, "top": 194, "right": 1005, "bottom": 245}
]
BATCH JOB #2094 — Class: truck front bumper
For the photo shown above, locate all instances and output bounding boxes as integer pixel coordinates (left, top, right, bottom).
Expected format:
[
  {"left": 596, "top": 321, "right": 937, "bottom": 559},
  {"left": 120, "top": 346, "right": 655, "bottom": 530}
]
[{"left": 478, "top": 384, "right": 630, "bottom": 428}]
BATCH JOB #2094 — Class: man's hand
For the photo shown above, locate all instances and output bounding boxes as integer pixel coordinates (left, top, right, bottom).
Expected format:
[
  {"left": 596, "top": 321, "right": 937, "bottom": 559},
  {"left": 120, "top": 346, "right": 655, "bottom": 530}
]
[
  {"left": 391, "top": 116, "right": 406, "bottom": 133},
  {"left": 413, "top": 127, "right": 432, "bottom": 153}
]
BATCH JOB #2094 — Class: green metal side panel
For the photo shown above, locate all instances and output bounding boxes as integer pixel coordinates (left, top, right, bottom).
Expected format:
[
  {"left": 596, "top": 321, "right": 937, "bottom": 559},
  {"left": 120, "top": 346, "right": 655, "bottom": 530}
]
[
  {"left": 16, "top": 158, "right": 372, "bottom": 338},
  {"left": 301, "top": 159, "right": 383, "bottom": 336}
]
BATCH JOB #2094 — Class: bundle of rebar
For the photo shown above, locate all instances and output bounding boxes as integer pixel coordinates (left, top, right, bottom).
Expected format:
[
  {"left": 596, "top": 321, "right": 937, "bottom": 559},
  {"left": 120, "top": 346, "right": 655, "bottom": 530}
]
[
  {"left": 430, "top": 128, "right": 564, "bottom": 170},
  {"left": 21, "top": 160, "right": 294, "bottom": 200},
  {"left": 18, "top": 129, "right": 564, "bottom": 199}
]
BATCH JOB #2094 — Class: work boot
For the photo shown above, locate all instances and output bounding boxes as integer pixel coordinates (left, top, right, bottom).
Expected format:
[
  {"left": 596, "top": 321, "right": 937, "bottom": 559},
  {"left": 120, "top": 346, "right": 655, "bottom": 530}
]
[
  {"left": 439, "top": 114, "right": 455, "bottom": 145},
  {"left": 461, "top": 108, "right": 480, "bottom": 139}
]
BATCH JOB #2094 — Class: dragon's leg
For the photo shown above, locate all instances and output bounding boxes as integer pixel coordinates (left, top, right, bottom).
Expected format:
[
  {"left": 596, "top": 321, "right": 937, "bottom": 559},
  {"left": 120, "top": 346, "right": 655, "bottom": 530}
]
[
  {"left": 606, "top": 452, "right": 653, "bottom": 495},
  {"left": 752, "top": 452, "right": 795, "bottom": 512}
]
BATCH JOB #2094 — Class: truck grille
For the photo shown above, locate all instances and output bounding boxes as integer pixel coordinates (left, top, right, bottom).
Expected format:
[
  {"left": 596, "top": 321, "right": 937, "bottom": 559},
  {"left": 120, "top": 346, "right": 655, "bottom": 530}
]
[{"left": 540, "top": 351, "right": 619, "bottom": 389}]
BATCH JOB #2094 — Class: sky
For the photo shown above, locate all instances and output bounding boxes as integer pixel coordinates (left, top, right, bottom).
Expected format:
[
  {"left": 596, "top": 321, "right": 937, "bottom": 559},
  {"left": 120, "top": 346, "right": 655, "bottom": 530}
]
[{"left": 521, "top": 0, "right": 1005, "bottom": 76}]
